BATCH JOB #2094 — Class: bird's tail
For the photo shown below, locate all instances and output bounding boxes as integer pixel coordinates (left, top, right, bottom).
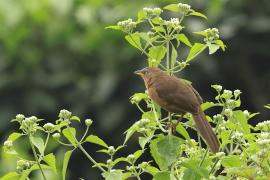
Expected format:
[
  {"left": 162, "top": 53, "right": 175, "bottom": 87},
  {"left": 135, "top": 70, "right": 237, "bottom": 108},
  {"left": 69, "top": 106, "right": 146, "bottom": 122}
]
[{"left": 192, "top": 107, "right": 220, "bottom": 153}]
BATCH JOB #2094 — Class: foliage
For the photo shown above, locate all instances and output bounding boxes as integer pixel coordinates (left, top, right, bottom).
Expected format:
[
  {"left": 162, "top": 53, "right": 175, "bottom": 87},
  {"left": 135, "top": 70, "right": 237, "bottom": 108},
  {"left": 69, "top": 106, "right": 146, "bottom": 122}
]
[{"left": 1, "top": 2, "right": 270, "bottom": 180}]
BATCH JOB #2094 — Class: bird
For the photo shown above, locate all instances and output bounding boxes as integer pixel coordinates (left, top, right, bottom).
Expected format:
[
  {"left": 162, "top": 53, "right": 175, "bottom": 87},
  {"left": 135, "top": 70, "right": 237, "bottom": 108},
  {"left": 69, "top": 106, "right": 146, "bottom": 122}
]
[{"left": 134, "top": 67, "right": 220, "bottom": 153}]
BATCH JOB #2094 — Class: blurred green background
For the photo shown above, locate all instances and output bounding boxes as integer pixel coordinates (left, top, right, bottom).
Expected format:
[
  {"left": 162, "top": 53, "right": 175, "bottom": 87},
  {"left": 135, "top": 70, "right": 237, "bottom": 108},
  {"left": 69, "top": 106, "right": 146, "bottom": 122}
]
[{"left": 0, "top": 0, "right": 269, "bottom": 179}]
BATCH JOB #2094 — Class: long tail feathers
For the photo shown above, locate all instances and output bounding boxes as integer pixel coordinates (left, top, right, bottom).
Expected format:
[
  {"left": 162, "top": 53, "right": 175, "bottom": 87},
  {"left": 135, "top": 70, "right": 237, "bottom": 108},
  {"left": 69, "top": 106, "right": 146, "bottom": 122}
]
[{"left": 192, "top": 107, "right": 220, "bottom": 153}]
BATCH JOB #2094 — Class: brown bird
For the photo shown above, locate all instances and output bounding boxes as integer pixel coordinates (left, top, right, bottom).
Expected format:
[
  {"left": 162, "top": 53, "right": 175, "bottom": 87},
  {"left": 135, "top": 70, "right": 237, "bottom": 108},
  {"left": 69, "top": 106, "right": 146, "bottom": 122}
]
[{"left": 134, "top": 67, "right": 219, "bottom": 153}]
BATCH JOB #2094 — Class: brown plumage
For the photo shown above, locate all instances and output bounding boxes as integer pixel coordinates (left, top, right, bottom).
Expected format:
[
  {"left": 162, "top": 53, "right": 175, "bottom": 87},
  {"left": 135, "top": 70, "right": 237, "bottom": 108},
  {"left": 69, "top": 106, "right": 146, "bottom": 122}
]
[{"left": 134, "top": 67, "right": 219, "bottom": 153}]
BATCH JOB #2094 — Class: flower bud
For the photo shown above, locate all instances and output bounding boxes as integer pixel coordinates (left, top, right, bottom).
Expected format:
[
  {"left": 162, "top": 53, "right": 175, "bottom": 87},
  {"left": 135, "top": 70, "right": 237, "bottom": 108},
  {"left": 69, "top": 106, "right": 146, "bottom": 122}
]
[
  {"left": 127, "top": 154, "right": 135, "bottom": 163},
  {"left": 243, "top": 110, "right": 249, "bottom": 118},
  {"left": 59, "top": 109, "right": 72, "bottom": 119},
  {"left": 85, "top": 119, "right": 93, "bottom": 127},
  {"left": 215, "top": 152, "right": 225, "bottom": 158},
  {"left": 222, "top": 89, "right": 233, "bottom": 99},
  {"left": 177, "top": 3, "right": 191, "bottom": 14},
  {"left": 233, "top": 89, "right": 241, "bottom": 98},
  {"left": 108, "top": 146, "right": 115, "bottom": 155},
  {"left": 106, "top": 159, "right": 113, "bottom": 165},
  {"left": 43, "top": 123, "right": 55, "bottom": 132},
  {"left": 204, "top": 28, "right": 220, "bottom": 42},
  {"left": 147, "top": 31, "right": 154, "bottom": 37},
  {"left": 224, "top": 109, "right": 233, "bottom": 117},
  {"left": 117, "top": 18, "right": 136, "bottom": 33},
  {"left": 52, "top": 133, "right": 61, "bottom": 140},
  {"left": 4, "top": 140, "right": 13, "bottom": 149},
  {"left": 15, "top": 114, "right": 25, "bottom": 122},
  {"left": 139, "top": 161, "right": 148, "bottom": 168},
  {"left": 17, "top": 160, "right": 25, "bottom": 167},
  {"left": 211, "top": 85, "right": 222, "bottom": 92}
]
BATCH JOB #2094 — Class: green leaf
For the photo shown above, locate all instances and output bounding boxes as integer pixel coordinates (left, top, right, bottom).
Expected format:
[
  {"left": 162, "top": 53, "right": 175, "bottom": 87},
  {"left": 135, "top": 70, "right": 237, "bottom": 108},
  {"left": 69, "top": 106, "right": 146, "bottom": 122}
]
[
  {"left": 176, "top": 123, "right": 190, "bottom": 140},
  {"left": 152, "top": 17, "right": 162, "bottom": 25},
  {"left": 137, "top": 10, "right": 146, "bottom": 22},
  {"left": 125, "top": 32, "right": 142, "bottom": 50},
  {"left": 102, "top": 170, "right": 122, "bottom": 180},
  {"left": 163, "top": 4, "right": 179, "bottom": 12},
  {"left": 105, "top": 25, "right": 121, "bottom": 30},
  {"left": 201, "top": 102, "right": 219, "bottom": 111},
  {"left": 193, "top": 31, "right": 207, "bottom": 36},
  {"left": 62, "top": 128, "right": 77, "bottom": 146},
  {"left": 149, "top": 45, "right": 167, "bottom": 67},
  {"left": 208, "top": 43, "right": 220, "bottom": 54},
  {"left": 85, "top": 135, "right": 108, "bottom": 148},
  {"left": 189, "top": 11, "right": 208, "bottom": 19},
  {"left": 176, "top": 34, "right": 192, "bottom": 47},
  {"left": 112, "top": 157, "right": 128, "bottom": 167},
  {"left": 130, "top": 93, "right": 148, "bottom": 104},
  {"left": 133, "top": 149, "right": 144, "bottom": 161},
  {"left": 221, "top": 155, "right": 242, "bottom": 168},
  {"left": 62, "top": 150, "right": 73, "bottom": 180},
  {"left": 0, "top": 172, "right": 20, "bottom": 180},
  {"left": 145, "top": 166, "right": 160, "bottom": 176},
  {"left": 150, "top": 135, "right": 183, "bottom": 170},
  {"left": 265, "top": 104, "right": 270, "bottom": 110},
  {"left": 7, "top": 132, "right": 23, "bottom": 141},
  {"left": 182, "top": 160, "right": 209, "bottom": 179},
  {"left": 139, "top": 136, "right": 151, "bottom": 149},
  {"left": 152, "top": 26, "right": 166, "bottom": 33},
  {"left": 123, "top": 124, "right": 137, "bottom": 144},
  {"left": 70, "top": 116, "right": 80, "bottom": 122},
  {"left": 30, "top": 136, "right": 45, "bottom": 156},
  {"left": 171, "top": 45, "right": 177, "bottom": 67},
  {"left": 186, "top": 43, "right": 207, "bottom": 62},
  {"left": 220, "top": 130, "right": 232, "bottom": 148},
  {"left": 20, "top": 164, "right": 51, "bottom": 180},
  {"left": 122, "top": 172, "right": 133, "bottom": 180},
  {"left": 183, "top": 169, "right": 201, "bottom": 180},
  {"left": 215, "top": 40, "right": 226, "bottom": 51},
  {"left": 153, "top": 171, "right": 170, "bottom": 180},
  {"left": 232, "top": 111, "right": 250, "bottom": 134},
  {"left": 224, "top": 167, "right": 256, "bottom": 179},
  {"left": 43, "top": 153, "right": 57, "bottom": 173}
]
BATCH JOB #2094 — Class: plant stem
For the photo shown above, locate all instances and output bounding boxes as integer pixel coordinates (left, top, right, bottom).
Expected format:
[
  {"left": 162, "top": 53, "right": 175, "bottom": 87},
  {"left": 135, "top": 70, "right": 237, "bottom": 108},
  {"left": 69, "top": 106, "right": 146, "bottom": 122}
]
[
  {"left": 147, "top": 19, "right": 166, "bottom": 39},
  {"left": 80, "top": 125, "right": 90, "bottom": 143},
  {"left": 28, "top": 135, "right": 47, "bottom": 180},
  {"left": 44, "top": 133, "right": 50, "bottom": 149},
  {"left": 166, "top": 40, "right": 170, "bottom": 74},
  {"left": 209, "top": 158, "right": 219, "bottom": 175},
  {"left": 66, "top": 126, "right": 106, "bottom": 173},
  {"left": 199, "top": 148, "right": 209, "bottom": 167},
  {"left": 151, "top": 103, "right": 167, "bottom": 133}
]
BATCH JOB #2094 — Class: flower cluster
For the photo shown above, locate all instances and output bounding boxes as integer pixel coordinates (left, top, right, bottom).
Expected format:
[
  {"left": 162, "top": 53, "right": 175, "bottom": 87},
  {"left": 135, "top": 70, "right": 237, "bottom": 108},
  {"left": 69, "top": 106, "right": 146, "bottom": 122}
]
[
  {"left": 20, "top": 116, "right": 41, "bottom": 134},
  {"left": 117, "top": 19, "right": 136, "bottom": 33},
  {"left": 204, "top": 28, "right": 220, "bottom": 43},
  {"left": 256, "top": 120, "right": 270, "bottom": 132},
  {"left": 16, "top": 159, "right": 33, "bottom": 172},
  {"left": 59, "top": 109, "right": 72, "bottom": 120},
  {"left": 3, "top": 140, "right": 13, "bottom": 153},
  {"left": 43, "top": 123, "right": 55, "bottom": 133},
  {"left": 143, "top": 7, "right": 163, "bottom": 18},
  {"left": 135, "top": 118, "right": 153, "bottom": 134},
  {"left": 163, "top": 18, "right": 183, "bottom": 32},
  {"left": 177, "top": 3, "right": 191, "bottom": 15}
]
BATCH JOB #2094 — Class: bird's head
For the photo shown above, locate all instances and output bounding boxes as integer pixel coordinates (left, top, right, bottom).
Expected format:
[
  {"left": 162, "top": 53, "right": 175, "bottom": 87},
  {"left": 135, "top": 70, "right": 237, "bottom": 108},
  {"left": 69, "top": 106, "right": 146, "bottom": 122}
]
[{"left": 134, "top": 67, "right": 164, "bottom": 82}]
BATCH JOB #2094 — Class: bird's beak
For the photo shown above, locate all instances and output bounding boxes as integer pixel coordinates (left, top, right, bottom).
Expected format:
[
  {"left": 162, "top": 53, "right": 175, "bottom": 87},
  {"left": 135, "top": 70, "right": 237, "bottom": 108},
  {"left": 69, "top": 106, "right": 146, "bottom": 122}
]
[{"left": 134, "top": 69, "right": 144, "bottom": 76}]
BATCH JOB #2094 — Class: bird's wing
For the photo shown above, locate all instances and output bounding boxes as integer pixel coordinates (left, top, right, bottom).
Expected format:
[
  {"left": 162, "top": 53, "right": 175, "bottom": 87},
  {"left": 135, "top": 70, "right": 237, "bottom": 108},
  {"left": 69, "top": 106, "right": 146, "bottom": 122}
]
[
  {"left": 153, "top": 78, "right": 199, "bottom": 113},
  {"left": 185, "top": 82, "right": 203, "bottom": 104}
]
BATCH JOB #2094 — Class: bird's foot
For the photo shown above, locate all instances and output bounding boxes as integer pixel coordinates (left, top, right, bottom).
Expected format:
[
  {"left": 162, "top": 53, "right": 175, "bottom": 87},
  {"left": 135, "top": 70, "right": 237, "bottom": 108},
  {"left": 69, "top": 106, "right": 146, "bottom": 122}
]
[{"left": 165, "top": 122, "right": 177, "bottom": 134}]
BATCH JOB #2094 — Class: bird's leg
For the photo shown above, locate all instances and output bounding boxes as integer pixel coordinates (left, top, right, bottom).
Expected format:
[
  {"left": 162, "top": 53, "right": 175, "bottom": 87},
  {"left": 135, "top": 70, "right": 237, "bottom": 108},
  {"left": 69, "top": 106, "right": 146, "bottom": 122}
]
[{"left": 171, "top": 114, "right": 184, "bottom": 134}]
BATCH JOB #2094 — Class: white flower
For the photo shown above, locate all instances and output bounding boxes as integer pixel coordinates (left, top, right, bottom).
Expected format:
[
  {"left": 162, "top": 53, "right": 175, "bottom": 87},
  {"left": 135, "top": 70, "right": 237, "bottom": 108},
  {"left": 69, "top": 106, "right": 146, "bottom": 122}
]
[{"left": 234, "top": 89, "right": 241, "bottom": 98}]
